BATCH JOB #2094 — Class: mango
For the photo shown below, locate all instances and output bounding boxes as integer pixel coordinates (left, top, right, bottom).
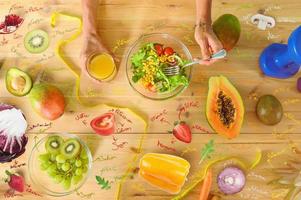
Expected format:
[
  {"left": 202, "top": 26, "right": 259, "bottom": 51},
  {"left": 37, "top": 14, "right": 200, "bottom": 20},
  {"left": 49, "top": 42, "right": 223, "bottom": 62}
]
[
  {"left": 29, "top": 83, "right": 65, "bottom": 120},
  {"left": 213, "top": 14, "right": 241, "bottom": 51}
]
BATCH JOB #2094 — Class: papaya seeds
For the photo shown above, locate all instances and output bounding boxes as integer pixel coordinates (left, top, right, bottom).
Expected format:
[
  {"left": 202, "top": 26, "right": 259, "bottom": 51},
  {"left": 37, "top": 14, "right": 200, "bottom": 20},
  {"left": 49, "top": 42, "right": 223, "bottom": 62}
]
[
  {"left": 217, "top": 91, "right": 236, "bottom": 128},
  {"left": 256, "top": 95, "right": 283, "bottom": 125}
]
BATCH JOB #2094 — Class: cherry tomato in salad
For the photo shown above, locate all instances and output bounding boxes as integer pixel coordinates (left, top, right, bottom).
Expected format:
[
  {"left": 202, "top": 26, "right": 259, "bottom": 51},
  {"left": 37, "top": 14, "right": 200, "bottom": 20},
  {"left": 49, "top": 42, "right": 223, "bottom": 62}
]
[
  {"left": 90, "top": 113, "right": 115, "bottom": 136},
  {"left": 146, "top": 83, "right": 156, "bottom": 93},
  {"left": 163, "top": 47, "right": 174, "bottom": 56},
  {"left": 154, "top": 44, "right": 164, "bottom": 56}
]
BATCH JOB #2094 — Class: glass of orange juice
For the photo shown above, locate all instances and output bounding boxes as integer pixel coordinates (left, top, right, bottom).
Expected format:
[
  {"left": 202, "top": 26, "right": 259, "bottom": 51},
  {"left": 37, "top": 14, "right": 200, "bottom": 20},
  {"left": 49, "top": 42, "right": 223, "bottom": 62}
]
[{"left": 86, "top": 53, "right": 117, "bottom": 82}]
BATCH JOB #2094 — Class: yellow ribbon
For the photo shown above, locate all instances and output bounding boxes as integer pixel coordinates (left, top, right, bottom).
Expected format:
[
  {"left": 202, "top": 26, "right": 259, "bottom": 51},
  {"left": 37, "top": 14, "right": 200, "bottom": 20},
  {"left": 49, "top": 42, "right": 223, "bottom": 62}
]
[
  {"left": 50, "top": 12, "right": 148, "bottom": 200},
  {"left": 171, "top": 149, "right": 262, "bottom": 200}
]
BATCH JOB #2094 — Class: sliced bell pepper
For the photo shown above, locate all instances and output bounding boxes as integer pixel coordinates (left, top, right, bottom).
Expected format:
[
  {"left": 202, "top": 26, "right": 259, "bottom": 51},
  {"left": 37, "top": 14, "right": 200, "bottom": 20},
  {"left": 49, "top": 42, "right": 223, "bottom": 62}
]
[
  {"left": 90, "top": 113, "right": 115, "bottom": 136},
  {"left": 139, "top": 153, "right": 190, "bottom": 194}
]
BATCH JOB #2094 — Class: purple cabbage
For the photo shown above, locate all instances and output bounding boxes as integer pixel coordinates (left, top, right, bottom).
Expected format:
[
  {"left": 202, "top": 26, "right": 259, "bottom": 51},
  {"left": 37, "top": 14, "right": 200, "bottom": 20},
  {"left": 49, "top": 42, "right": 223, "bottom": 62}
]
[{"left": 0, "top": 103, "right": 28, "bottom": 163}]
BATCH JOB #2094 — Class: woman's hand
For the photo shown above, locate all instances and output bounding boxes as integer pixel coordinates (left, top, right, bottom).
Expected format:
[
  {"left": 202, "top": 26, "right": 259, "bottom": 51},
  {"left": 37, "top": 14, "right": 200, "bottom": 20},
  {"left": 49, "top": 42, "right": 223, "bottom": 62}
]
[
  {"left": 80, "top": 33, "right": 115, "bottom": 76},
  {"left": 194, "top": 22, "right": 223, "bottom": 65}
]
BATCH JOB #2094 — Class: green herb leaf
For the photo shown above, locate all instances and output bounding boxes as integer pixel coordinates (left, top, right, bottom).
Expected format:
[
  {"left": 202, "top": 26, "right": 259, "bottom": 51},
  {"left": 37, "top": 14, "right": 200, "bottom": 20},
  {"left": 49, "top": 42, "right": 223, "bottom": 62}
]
[
  {"left": 169, "top": 75, "right": 189, "bottom": 89},
  {"left": 131, "top": 50, "right": 145, "bottom": 68},
  {"left": 96, "top": 175, "right": 111, "bottom": 190},
  {"left": 199, "top": 139, "right": 215, "bottom": 165}
]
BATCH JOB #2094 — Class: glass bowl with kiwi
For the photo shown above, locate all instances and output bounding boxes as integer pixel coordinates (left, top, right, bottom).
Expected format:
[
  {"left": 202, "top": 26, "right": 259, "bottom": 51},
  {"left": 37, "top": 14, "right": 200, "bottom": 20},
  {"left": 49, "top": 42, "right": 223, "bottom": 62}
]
[{"left": 28, "top": 133, "right": 93, "bottom": 196}]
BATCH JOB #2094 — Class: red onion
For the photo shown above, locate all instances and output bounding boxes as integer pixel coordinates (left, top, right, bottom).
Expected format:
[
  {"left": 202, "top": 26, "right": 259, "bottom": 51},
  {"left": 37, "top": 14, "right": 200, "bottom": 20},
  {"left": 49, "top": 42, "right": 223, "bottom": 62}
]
[
  {"left": 217, "top": 166, "right": 246, "bottom": 195},
  {"left": 0, "top": 103, "right": 28, "bottom": 162}
]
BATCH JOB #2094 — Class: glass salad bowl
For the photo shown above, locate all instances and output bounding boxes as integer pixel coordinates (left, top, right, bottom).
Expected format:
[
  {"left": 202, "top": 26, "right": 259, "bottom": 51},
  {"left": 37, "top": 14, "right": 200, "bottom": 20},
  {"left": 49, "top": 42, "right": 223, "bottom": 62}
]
[
  {"left": 28, "top": 133, "right": 92, "bottom": 196},
  {"left": 126, "top": 33, "right": 193, "bottom": 100}
]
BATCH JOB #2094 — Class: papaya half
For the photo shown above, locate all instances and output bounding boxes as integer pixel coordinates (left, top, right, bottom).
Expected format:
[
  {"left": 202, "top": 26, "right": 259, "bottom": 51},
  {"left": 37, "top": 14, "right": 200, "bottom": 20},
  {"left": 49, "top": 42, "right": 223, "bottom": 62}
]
[
  {"left": 213, "top": 14, "right": 241, "bottom": 51},
  {"left": 206, "top": 76, "right": 244, "bottom": 139}
]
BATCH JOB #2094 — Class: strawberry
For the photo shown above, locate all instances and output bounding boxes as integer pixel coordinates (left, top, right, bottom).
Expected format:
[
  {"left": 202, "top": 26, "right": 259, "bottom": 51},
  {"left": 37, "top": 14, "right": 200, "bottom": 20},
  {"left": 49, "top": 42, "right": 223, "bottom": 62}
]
[
  {"left": 5, "top": 170, "right": 25, "bottom": 193},
  {"left": 154, "top": 43, "right": 163, "bottom": 56},
  {"left": 163, "top": 47, "right": 174, "bottom": 56},
  {"left": 172, "top": 121, "right": 192, "bottom": 143}
]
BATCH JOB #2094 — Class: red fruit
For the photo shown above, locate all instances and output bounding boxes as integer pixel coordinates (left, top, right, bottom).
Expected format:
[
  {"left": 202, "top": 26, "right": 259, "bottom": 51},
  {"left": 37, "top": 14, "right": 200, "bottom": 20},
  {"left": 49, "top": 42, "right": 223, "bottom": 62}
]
[
  {"left": 5, "top": 171, "right": 25, "bottom": 193},
  {"left": 29, "top": 84, "right": 65, "bottom": 121},
  {"left": 0, "top": 14, "right": 24, "bottom": 34},
  {"left": 154, "top": 44, "right": 163, "bottom": 56},
  {"left": 4, "top": 14, "right": 23, "bottom": 27},
  {"left": 163, "top": 47, "right": 174, "bottom": 56},
  {"left": 0, "top": 23, "right": 5, "bottom": 30},
  {"left": 172, "top": 122, "right": 192, "bottom": 143},
  {"left": 91, "top": 113, "right": 115, "bottom": 136},
  {"left": 146, "top": 83, "right": 156, "bottom": 92}
]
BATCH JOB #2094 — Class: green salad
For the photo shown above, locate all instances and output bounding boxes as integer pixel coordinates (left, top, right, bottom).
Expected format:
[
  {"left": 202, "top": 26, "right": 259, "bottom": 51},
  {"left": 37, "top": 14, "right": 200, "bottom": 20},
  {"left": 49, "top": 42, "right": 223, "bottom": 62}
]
[{"left": 131, "top": 42, "right": 189, "bottom": 93}]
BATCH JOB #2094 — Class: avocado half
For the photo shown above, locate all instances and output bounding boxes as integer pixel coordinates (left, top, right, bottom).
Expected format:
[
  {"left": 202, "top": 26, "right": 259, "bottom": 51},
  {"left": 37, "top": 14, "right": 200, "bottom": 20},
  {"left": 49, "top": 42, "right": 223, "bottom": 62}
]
[{"left": 6, "top": 67, "right": 33, "bottom": 96}]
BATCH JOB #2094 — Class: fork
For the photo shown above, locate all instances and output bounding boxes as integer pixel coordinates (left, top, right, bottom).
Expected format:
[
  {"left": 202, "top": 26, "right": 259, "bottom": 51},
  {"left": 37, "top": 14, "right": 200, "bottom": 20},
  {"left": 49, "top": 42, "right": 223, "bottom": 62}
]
[{"left": 162, "top": 49, "right": 227, "bottom": 76}]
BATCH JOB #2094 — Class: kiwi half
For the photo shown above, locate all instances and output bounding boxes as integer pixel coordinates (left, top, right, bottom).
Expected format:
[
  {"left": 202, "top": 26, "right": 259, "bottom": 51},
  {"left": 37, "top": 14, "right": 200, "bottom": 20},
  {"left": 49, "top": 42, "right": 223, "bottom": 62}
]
[
  {"left": 45, "top": 135, "right": 64, "bottom": 154},
  {"left": 60, "top": 138, "right": 81, "bottom": 159},
  {"left": 24, "top": 29, "right": 49, "bottom": 54}
]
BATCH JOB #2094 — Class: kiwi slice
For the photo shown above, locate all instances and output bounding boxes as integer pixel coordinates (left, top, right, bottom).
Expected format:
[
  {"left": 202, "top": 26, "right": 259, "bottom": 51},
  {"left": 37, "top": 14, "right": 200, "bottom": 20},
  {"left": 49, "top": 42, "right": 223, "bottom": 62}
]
[
  {"left": 24, "top": 29, "right": 49, "bottom": 54},
  {"left": 60, "top": 138, "right": 81, "bottom": 159},
  {"left": 45, "top": 135, "right": 64, "bottom": 154},
  {"left": 6, "top": 67, "right": 33, "bottom": 96}
]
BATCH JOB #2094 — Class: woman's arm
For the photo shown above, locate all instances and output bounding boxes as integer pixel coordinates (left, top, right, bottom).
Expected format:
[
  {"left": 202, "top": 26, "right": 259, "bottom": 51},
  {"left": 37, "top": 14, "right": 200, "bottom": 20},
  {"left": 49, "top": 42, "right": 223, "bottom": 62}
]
[
  {"left": 195, "top": 0, "right": 212, "bottom": 25},
  {"left": 194, "top": 0, "right": 223, "bottom": 65},
  {"left": 80, "top": 0, "right": 115, "bottom": 75},
  {"left": 81, "top": 0, "right": 98, "bottom": 36}
]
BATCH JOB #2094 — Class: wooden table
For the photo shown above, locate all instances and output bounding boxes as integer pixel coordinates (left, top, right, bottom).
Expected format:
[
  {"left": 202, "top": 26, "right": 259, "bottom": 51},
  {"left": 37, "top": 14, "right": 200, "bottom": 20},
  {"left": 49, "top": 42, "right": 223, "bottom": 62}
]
[{"left": 1, "top": 0, "right": 301, "bottom": 199}]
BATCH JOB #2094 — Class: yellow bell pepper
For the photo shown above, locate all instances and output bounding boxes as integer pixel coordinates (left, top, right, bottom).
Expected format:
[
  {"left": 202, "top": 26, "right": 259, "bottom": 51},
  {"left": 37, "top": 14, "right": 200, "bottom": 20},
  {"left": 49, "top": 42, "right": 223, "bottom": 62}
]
[{"left": 139, "top": 153, "right": 190, "bottom": 194}]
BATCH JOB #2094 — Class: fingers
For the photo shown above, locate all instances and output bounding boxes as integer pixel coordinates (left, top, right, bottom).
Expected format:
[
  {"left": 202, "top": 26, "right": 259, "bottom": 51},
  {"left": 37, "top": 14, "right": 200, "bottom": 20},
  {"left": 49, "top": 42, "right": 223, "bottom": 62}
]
[
  {"left": 108, "top": 51, "right": 120, "bottom": 63},
  {"left": 96, "top": 41, "right": 120, "bottom": 63},
  {"left": 208, "top": 33, "right": 223, "bottom": 53},
  {"left": 80, "top": 52, "right": 91, "bottom": 77},
  {"left": 198, "top": 39, "right": 211, "bottom": 60},
  {"left": 198, "top": 58, "right": 218, "bottom": 66}
]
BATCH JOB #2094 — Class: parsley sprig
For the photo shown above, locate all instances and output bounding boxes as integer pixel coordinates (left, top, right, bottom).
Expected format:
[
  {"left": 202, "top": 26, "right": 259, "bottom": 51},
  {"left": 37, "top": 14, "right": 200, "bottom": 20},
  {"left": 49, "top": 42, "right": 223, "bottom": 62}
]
[
  {"left": 199, "top": 139, "right": 215, "bottom": 164},
  {"left": 96, "top": 176, "right": 111, "bottom": 190}
]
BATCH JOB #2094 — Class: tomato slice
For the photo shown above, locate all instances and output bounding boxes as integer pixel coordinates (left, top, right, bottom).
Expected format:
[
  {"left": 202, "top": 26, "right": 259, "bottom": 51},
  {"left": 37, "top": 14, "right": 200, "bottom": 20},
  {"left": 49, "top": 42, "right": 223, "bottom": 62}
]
[
  {"left": 154, "top": 43, "right": 163, "bottom": 56},
  {"left": 163, "top": 47, "right": 174, "bottom": 56},
  {"left": 146, "top": 83, "right": 156, "bottom": 93},
  {"left": 90, "top": 113, "right": 115, "bottom": 136}
]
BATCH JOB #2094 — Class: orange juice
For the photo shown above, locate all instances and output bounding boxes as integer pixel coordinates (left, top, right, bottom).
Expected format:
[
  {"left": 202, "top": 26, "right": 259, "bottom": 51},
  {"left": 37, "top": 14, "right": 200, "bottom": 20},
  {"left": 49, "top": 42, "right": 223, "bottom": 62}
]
[{"left": 87, "top": 53, "right": 116, "bottom": 82}]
